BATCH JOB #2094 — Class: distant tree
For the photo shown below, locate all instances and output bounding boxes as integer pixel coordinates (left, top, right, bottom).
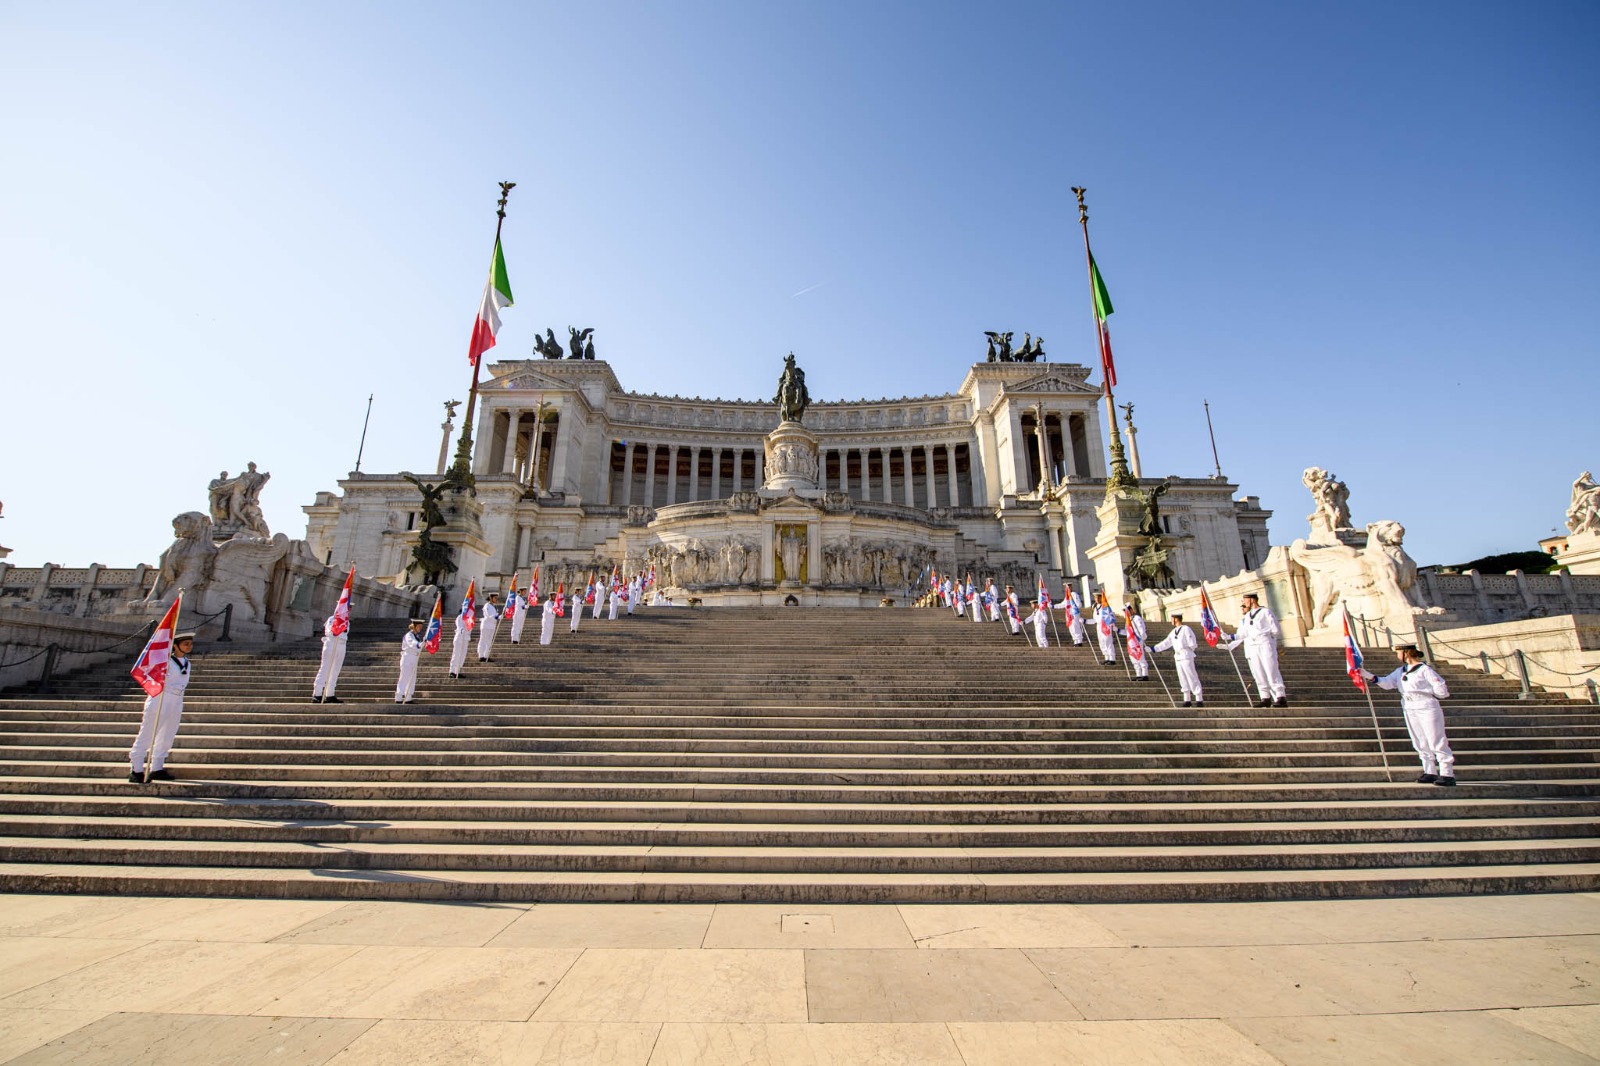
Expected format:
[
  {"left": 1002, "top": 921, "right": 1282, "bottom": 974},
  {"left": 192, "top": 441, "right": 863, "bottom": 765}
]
[{"left": 1451, "top": 551, "right": 1557, "bottom": 575}]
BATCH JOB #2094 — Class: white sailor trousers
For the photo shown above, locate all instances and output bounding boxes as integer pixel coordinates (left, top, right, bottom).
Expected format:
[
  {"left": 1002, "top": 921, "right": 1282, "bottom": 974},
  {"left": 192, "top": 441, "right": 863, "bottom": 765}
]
[
  {"left": 1244, "top": 643, "right": 1286, "bottom": 698},
  {"left": 1403, "top": 700, "right": 1454, "bottom": 776},
  {"left": 129, "top": 694, "right": 184, "bottom": 772}
]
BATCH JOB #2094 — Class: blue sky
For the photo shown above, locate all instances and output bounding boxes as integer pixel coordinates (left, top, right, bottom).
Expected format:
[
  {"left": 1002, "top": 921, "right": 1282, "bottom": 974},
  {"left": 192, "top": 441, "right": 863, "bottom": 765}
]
[{"left": 1, "top": 1, "right": 1595, "bottom": 569}]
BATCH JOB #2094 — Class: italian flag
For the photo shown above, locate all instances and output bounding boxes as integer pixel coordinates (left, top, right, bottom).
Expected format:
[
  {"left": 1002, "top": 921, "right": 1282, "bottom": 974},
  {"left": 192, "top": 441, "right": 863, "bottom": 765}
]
[
  {"left": 468, "top": 237, "right": 513, "bottom": 367},
  {"left": 1090, "top": 254, "right": 1116, "bottom": 394}
]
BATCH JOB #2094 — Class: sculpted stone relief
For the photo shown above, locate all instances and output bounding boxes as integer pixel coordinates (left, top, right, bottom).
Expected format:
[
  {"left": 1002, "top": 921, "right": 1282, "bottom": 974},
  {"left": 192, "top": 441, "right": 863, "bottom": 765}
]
[
  {"left": 820, "top": 537, "right": 935, "bottom": 589},
  {"left": 1289, "top": 520, "right": 1428, "bottom": 634},
  {"left": 1567, "top": 470, "right": 1600, "bottom": 535}
]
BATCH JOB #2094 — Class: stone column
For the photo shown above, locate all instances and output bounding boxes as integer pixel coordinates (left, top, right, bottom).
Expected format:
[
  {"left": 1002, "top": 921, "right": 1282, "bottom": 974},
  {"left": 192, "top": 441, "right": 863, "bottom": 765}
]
[
  {"left": 546, "top": 414, "right": 568, "bottom": 493},
  {"left": 923, "top": 444, "right": 937, "bottom": 509},
  {"left": 902, "top": 447, "right": 915, "bottom": 507},
  {"left": 666, "top": 445, "right": 680, "bottom": 505},
  {"left": 710, "top": 447, "right": 722, "bottom": 499},
  {"left": 1046, "top": 513, "right": 1065, "bottom": 572},
  {"left": 497, "top": 411, "right": 518, "bottom": 474},
  {"left": 516, "top": 520, "right": 532, "bottom": 568},
  {"left": 842, "top": 449, "right": 853, "bottom": 499},
  {"left": 754, "top": 448, "right": 764, "bottom": 486},
  {"left": 688, "top": 446, "right": 700, "bottom": 501},
  {"left": 945, "top": 443, "right": 959, "bottom": 507},
  {"left": 732, "top": 448, "right": 742, "bottom": 492},
  {"left": 621, "top": 442, "right": 636, "bottom": 505},
  {"left": 643, "top": 443, "right": 658, "bottom": 507},
  {"left": 880, "top": 448, "right": 892, "bottom": 503}
]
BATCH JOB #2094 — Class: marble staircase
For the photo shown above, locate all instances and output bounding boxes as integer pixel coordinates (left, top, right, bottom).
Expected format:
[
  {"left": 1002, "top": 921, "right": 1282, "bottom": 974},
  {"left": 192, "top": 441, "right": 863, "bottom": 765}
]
[{"left": 0, "top": 606, "right": 1595, "bottom": 902}]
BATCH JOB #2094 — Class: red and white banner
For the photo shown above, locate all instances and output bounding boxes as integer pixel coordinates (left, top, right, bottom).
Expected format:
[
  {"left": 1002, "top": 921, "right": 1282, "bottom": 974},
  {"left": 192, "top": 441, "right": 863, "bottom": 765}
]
[
  {"left": 131, "top": 598, "right": 183, "bottom": 698},
  {"left": 329, "top": 566, "right": 354, "bottom": 636}
]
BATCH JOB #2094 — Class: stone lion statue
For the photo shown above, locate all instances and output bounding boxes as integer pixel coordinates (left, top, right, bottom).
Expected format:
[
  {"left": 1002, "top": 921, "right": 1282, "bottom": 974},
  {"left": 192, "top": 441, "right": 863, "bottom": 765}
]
[
  {"left": 1289, "top": 519, "right": 1429, "bottom": 633},
  {"left": 145, "top": 512, "right": 218, "bottom": 605}
]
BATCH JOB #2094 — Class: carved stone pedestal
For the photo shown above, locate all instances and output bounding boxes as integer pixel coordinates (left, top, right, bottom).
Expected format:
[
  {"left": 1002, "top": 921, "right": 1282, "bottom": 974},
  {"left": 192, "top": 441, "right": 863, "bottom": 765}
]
[
  {"left": 1562, "top": 531, "right": 1600, "bottom": 576},
  {"left": 763, "top": 421, "right": 819, "bottom": 494},
  {"left": 1086, "top": 488, "right": 1148, "bottom": 606}
]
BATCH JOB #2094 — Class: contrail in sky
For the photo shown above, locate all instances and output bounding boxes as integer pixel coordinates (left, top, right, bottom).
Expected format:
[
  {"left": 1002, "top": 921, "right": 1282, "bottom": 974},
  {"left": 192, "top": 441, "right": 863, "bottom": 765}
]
[{"left": 791, "top": 279, "right": 830, "bottom": 298}]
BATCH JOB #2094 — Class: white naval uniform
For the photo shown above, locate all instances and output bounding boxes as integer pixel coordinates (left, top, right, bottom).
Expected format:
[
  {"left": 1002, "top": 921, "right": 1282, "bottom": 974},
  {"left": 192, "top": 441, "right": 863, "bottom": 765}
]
[
  {"left": 540, "top": 600, "right": 556, "bottom": 645},
  {"left": 1025, "top": 607, "right": 1050, "bottom": 646},
  {"left": 1373, "top": 662, "right": 1454, "bottom": 777},
  {"left": 627, "top": 578, "right": 640, "bottom": 614},
  {"left": 607, "top": 590, "right": 621, "bottom": 620},
  {"left": 508, "top": 596, "right": 527, "bottom": 643},
  {"left": 312, "top": 615, "right": 347, "bottom": 699},
  {"left": 395, "top": 629, "right": 423, "bottom": 702},
  {"left": 1054, "top": 597, "right": 1086, "bottom": 645},
  {"left": 592, "top": 589, "right": 604, "bottom": 619},
  {"left": 968, "top": 592, "right": 981, "bottom": 623},
  {"left": 1094, "top": 608, "right": 1119, "bottom": 663},
  {"left": 569, "top": 597, "right": 583, "bottom": 632},
  {"left": 1127, "top": 615, "right": 1149, "bottom": 678},
  {"left": 1151, "top": 624, "right": 1202, "bottom": 702},
  {"left": 1224, "top": 605, "right": 1285, "bottom": 699},
  {"left": 450, "top": 613, "right": 472, "bottom": 675},
  {"left": 130, "top": 654, "right": 191, "bottom": 773},
  {"left": 1004, "top": 592, "right": 1022, "bottom": 634},
  {"left": 985, "top": 584, "right": 1001, "bottom": 622},
  {"left": 477, "top": 602, "right": 500, "bottom": 660}
]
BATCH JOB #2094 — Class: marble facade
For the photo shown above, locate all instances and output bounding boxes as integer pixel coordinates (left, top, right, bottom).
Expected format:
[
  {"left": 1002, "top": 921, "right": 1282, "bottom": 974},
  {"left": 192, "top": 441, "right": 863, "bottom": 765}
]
[{"left": 303, "top": 359, "right": 1270, "bottom": 604}]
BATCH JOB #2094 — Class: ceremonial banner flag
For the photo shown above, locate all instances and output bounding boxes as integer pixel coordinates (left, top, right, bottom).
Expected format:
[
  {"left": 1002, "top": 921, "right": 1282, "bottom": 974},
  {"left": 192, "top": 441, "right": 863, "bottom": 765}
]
[
  {"left": 467, "top": 237, "right": 513, "bottom": 367},
  {"left": 329, "top": 566, "right": 354, "bottom": 636},
  {"left": 1198, "top": 587, "right": 1222, "bottom": 647},
  {"left": 504, "top": 573, "right": 519, "bottom": 620},
  {"left": 131, "top": 597, "right": 183, "bottom": 697},
  {"left": 1037, "top": 574, "right": 1050, "bottom": 613},
  {"left": 1061, "top": 592, "right": 1082, "bottom": 626},
  {"left": 529, "top": 565, "right": 540, "bottom": 605},
  {"left": 1091, "top": 254, "right": 1117, "bottom": 393},
  {"left": 554, "top": 582, "right": 566, "bottom": 617},
  {"left": 458, "top": 579, "right": 477, "bottom": 631},
  {"left": 1124, "top": 606, "right": 1145, "bottom": 662},
  {"left": 423, "top": 594, "right": 443, "bottom": 653},
  {"left": 1342, "top": 606, "right": 1367, "bottom": 691}
]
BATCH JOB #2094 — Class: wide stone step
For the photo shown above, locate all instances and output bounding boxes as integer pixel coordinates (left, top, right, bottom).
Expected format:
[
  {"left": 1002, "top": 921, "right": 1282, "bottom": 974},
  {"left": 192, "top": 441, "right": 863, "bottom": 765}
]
[
  {"left": 2, "top": 861, "right": 1597, "bottom": 903},
  {"left": 5, "top": 813, "right": 1594, "bottom": 848}
]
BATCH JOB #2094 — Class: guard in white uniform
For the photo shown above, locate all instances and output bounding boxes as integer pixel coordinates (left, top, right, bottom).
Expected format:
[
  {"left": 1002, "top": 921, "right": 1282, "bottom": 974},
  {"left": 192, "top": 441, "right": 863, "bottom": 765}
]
[
  {"left": 968, "top": 585, "right": 981, "bottom": 623},
  {"left": 592, "top": 584, "right": 604, "bottom": 620},
  {"left": 1093, "top": 602, "right": 1119, "bottom": 665},
  {"left": 1366, "top": 644, "right": 1455, "bottom": 785},
  {"left": 1003, "top": 585, "right": 1023, "bottom": 635},
  {"left": 1223, "top": 593, "right": 1287, "bottom": 706},
  {"left": 985, "top": 582, "right": 1002, "bottom": 622},
  {"left": 607, "top": 587, "right": 621, "bottom": 620},
  {"left": 569, "top": 590, "right": 583, "bottom": 632},
  {"left": 507, "top": 590, "right": 527, "bottom": 644},
  {"left": 311, "top": 613, "right": 347, "bottom": 704},
  {"left": 539, "top": 597, "right": 557, "bottom": 645},
  {"left": 129, "top": 632, "right": 194, "bottom": 782},
  {"left": 1151, "top": 613, "right": 1203, "bottom": 706},
  {"left": 395, "top": 618, "right": 425, "bottom": 703},
  {"left": 449, "top": 603, "right": 472, "bottom": 678},
  {"left": 476, "top": 594, "right": 500, "bottom": 661},
  {"left": 627, "top": 576, "right": 641, "bottom": 614},
  {"left": 1057, "top": 593, "right": 1087, "bottom": 645},
  {"left": 1025, "top": 600, "right": 1051, "bottom": 646},
  {"left": 1126, "top": 606, "right": 1149, "bottom": 679}
]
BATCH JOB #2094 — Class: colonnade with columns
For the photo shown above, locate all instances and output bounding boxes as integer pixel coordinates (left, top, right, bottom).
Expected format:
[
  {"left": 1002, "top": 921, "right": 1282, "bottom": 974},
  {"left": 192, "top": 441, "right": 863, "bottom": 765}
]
[
  {"left": 603, "top": 439, "right": 983, "bottom": 510},
  {"left": 478, "top": 407, "right": 560, "bottom": 489},
  {"left": 1019, "top": 410, "right": 1096, "bottom": 489}
]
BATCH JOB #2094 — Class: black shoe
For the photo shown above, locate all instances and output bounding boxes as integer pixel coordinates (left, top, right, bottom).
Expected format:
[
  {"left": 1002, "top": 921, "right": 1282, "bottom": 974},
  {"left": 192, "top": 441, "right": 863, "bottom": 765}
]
[
  {"left": 310, "top": 695, "right": 322, "bottom": 704},
  {"left": 1415, "top": 773, "right": 1437, "bottom": 784},
  {"left": 395, "top": 699, "right": 404, "bottom": 704},
  {"left": 479, "top": 657, "right": 488, "bottom": 662},
  {"left": 1181, "top": 700, "right": 1191, "bottom": 707},
  {"left": 1105, "top": 660, "right": 1115, "bottom": 666},
  {"left": 1258, "top": 698, "right": 1273, "bottom": 707},
  {"left": 403, "top": 698, "right": 416, "bottom": 705},
  {"left": 1195, "top": 701, "right": 1204, "bottom": 707},
  {"left": 1273, "top": 697, "right": 1288, "bottom": 708},
  {"left": 149, "top": 769, "right": 173, "bottom": 781},
  {"left": 323, "top": 696, "right": 341, "bottom": 704},
  {"left": 449, "top": 673, "right": 459, "bottom": 679},
  {"left": 1434, "top": 776, "right": 1456, "bottom": 787},
  {"left": 127, "top": 771, "right": 145, "bottom": 784}
]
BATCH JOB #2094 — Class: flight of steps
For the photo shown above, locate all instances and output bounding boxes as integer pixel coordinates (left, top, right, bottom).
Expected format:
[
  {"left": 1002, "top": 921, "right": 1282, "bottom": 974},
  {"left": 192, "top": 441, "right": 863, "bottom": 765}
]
[{"left": 0, "top": 606, "right": 1596, "bottom": 902}]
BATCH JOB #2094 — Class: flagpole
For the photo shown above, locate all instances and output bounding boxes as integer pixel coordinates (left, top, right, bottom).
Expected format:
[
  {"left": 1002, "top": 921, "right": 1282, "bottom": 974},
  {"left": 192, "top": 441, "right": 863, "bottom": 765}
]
[
  {"left": 1070, "top": 187, "right": 1134, "bottom": 493},
  {"left": 449, "top": 180, "right": 516, "bottom": 487},
  {"left": 1148, "top": 653, "right": 1179, "bottom": 710},
  {"left": 1203, "top": 399, "right": 1223, "bottom": 479},
  {"left": 1345, "top": 606, "right": 1395, "bottom": 783}
]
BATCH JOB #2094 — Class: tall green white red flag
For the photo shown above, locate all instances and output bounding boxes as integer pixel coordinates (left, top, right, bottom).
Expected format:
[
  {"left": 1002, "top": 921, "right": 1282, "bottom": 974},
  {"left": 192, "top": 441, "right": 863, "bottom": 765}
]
[
  {"left": 1090, "top": 254, "right": 1116, "bottom": 394},
  {"left": 468, "top": 237, "right": 514, "bottom": 367}
]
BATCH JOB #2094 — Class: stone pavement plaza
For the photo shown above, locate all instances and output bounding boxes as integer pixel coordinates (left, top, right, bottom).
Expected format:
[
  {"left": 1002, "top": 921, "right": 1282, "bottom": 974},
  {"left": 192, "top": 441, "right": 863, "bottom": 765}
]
[{"left": 0, "top": 894, "right": 1597, "bottom": 1064}]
